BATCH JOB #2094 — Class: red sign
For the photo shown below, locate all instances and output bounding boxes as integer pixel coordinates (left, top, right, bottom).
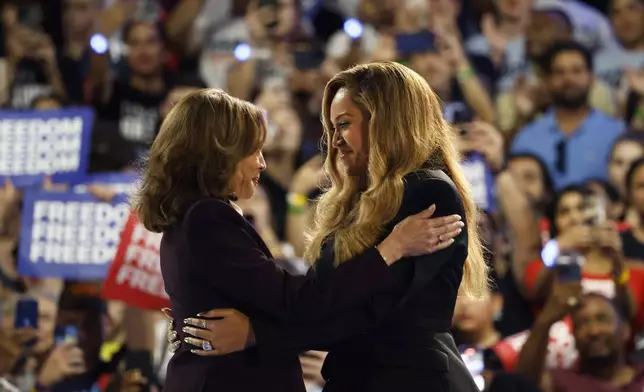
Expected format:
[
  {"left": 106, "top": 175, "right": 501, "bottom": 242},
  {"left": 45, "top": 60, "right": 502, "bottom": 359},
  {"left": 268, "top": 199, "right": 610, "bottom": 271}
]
[{"left": 101, "top": 213, "right": 169, "bottom": 310}]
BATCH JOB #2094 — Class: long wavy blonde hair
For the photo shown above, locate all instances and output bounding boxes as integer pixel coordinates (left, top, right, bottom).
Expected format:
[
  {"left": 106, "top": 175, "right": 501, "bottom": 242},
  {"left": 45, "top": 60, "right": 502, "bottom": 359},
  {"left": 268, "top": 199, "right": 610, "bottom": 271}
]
[{"left": 304, "top": 62, "right": 487, "bottom": 298}]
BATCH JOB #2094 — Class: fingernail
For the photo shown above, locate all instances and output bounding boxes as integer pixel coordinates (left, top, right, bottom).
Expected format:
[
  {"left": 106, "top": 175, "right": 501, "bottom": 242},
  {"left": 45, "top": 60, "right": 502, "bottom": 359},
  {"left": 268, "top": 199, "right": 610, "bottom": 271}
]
[
  {"left": 191, "top": 349, "right": 197, "bottom": 354},
  {"left": 456, "top": 228, "right": 462, "bottom": 233},
  {"left": 197, "top": 312, "right": 206, "bottom": 317},
  {"left": 429, "top": 204, "right": 436, "bottom": 210},
  {"left": 182, "top": 327, "right": 188, "bottom": 333},
  {"left": 183, "top": 338, "right": 189, "bottom": 343}
]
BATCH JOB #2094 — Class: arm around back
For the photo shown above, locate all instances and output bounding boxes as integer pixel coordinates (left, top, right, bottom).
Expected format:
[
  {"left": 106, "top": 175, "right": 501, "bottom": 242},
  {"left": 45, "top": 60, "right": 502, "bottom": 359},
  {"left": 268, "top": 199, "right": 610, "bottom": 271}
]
[{"left": 184, "top": 199, "right": 399, "bottom": 322}]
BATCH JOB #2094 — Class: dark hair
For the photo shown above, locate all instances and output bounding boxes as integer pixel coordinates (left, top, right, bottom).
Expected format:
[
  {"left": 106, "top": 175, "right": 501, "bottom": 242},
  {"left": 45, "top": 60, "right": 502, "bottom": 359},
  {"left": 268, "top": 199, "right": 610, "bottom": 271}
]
[
  {"left": 540, "top": 40, "right": 593, "bottom": 74},
  {"left": 546, "top": 184, "right": 592, "bottom": 238},
  {"left": 625, "top": 157, "right": 644, "bottom": 203},
  {"left": 584, "top": 178, "right": 620, "bottom": 203},
  {"left": 610, "top": 131, "right": 644, "bottom": 159},
  {"left": 132, "top": 89, "right": 267, "bottom": 232},
  {"left": 122, "top": 19, "right": 166, "bottom": 44},
  {"left": 572, "top": 292, "right": 628, "bottom": 323},
  {"left": 539, "top": 9, "right": 574, "bottom": 32},
  {"left": 507, "top": 153, "right": 555, "bottom": 200}
]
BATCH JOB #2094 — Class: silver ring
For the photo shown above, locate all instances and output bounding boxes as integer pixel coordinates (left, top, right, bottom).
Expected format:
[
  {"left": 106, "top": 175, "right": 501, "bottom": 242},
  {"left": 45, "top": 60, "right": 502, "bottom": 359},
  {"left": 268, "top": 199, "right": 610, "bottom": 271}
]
[
  {"left": 201, "top": 319, "right": 208, "bottom": 329},
  {"left": 202, "top": 340, "right": 213, "bottom": 351}
]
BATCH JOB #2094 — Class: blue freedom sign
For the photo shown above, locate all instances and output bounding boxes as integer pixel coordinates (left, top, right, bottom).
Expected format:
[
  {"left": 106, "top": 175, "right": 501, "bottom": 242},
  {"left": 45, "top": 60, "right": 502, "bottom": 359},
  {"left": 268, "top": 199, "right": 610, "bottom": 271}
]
[
  {"left": 0, "top": 108, "right": 94, "bottom": 187},
  {"left": 17, "top": 189, "right": 130, "bottom": 280}
]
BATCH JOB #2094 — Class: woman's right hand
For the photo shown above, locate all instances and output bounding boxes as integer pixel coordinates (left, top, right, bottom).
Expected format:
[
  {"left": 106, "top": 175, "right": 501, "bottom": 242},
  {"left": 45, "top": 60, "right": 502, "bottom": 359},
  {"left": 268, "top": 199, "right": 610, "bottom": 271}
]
[
  {"left": 162, "top": 308, "right": 181, "bottom": 353},
  {"left": 377, "top": 204, "right": 464, "bottom": 265},
  {"left": 556, "top": 225, "right": 595, "bottom": 252}
]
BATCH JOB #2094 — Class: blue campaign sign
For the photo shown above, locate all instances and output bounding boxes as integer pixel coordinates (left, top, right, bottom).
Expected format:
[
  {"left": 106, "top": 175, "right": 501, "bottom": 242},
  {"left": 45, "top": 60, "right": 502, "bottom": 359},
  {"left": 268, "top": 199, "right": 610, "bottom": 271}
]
[
  {"left": 72, "top": 171, "right": 139, "bottom": 195},
  {"left": 17, "top": 189, "right": 130, "bottom": 280},
  {"left": 461, "top": 152, "right": 496, "bottom": 212},
  {"left": 0, "top": 108, "right": 94, "bottom": 187}
]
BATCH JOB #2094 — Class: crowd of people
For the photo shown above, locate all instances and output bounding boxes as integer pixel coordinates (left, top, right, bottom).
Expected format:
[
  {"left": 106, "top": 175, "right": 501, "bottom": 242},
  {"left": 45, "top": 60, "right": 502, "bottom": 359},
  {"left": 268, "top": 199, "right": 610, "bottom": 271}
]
[{"left": 1, "top": 0, "right": 644, "bottom": 391}]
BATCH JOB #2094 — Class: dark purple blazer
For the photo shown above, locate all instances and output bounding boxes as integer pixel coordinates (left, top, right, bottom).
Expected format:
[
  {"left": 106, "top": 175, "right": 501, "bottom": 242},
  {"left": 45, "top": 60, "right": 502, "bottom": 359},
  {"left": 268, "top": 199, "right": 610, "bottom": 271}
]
[{"left": 160, "top": 198, "right": 398, "bottom": 392}]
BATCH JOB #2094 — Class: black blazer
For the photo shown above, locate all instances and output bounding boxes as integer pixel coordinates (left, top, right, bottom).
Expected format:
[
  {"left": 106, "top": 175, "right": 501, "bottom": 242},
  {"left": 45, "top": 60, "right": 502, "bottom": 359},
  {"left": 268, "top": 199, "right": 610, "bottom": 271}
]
[
  {"left": 159, "top": 198, "right": 399, "bottom": 392},
  {"left": 251, "top": 170, "right": 481, "bottom": 392}
]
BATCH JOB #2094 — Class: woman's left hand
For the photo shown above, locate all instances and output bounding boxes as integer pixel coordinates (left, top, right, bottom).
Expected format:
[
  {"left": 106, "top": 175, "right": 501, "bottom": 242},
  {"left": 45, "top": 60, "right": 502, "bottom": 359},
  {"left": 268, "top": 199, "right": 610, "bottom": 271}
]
[{"left": 182, "top": 309, "right": 256, "bottom": 356}]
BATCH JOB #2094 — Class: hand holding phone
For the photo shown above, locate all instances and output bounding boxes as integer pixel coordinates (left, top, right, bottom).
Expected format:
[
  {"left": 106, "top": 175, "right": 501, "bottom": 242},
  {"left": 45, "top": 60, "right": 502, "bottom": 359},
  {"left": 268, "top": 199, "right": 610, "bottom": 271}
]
[
  {"left": 37, "top": 341, "right": 86, "bottom": 388},
  {"left": 54, "top": 325, "right": 79, "bottom": 346},
  {"left": 585, "top": 194, "right": 606, "bottom": 227},
  {"left": 554, "top": 254, "right": 582, "bottom": 283},
  {"left": 542, "top": 279, "right": 583, "bottom": 324}
]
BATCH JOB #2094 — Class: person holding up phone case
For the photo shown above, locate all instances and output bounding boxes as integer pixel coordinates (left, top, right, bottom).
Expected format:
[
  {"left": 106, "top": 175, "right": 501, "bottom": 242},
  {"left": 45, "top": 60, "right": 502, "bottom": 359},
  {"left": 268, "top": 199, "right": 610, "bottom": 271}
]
[
  {"left": 35, "top": 339, "right": 86, "bottom": 389},
  {"left": 533, "top": 185, "right": 633, "bottom": 322}
]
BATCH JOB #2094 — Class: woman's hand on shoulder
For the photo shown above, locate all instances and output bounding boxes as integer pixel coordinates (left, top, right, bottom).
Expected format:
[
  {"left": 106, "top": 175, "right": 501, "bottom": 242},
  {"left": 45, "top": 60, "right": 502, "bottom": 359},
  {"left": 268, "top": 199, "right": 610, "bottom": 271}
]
[{"left": 377, "top": 204, "right": 464, "bottom": 265}]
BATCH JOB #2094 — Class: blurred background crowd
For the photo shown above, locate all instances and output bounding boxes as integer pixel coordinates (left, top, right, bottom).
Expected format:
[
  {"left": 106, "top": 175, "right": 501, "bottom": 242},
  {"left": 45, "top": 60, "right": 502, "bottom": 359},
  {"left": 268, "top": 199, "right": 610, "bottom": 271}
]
[{"left": 2, "top": 0, "right": 644, "bottom": 391}]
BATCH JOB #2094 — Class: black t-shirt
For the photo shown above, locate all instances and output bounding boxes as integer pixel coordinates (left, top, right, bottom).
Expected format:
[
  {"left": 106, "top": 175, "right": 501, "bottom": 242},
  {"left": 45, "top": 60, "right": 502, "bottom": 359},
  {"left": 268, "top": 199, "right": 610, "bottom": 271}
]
[
  {"left": 94, "top": 75, "right": 173, "bottom": 156},
  {"left": 10, "top": 58, "right": 51, "bottom": 108},
  {"left": 59, "top": 50, "right": 91, "bottom": 104},
  {"left": 622, "top": 229, "right": 644, "bottom": 261}
]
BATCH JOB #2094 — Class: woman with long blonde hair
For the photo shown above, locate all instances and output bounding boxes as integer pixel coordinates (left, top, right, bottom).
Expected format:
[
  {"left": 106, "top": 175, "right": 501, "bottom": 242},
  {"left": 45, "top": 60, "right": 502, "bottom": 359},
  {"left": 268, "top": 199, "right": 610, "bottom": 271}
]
[{"left": 176, "top": 63, "right": 487, "bottom": 391}]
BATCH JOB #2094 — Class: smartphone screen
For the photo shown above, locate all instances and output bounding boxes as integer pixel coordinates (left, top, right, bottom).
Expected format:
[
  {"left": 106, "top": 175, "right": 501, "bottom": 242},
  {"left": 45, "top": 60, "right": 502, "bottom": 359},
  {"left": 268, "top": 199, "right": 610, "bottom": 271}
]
[
  {"left": 555, "top": 254, "right": 582, "bottom": 282},
  {"left": 593, "top": 195, "right": 606, "bottom": 226},
  {"left": 54, "top": 325, "right": 79, "bottom": 346},
  {"left": 14, "top": 298, "right": 38, "bottom": 329}
]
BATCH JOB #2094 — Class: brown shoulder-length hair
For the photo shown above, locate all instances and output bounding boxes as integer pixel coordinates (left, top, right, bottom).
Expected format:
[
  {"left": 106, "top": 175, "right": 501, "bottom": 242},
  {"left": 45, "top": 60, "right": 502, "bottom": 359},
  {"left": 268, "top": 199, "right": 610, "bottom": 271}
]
[
  {"left": 305, "top": 61, "right": 488, "bottom": 298},
  {"left": 132, "top": 89, "right": 266, "bottom": 233}
]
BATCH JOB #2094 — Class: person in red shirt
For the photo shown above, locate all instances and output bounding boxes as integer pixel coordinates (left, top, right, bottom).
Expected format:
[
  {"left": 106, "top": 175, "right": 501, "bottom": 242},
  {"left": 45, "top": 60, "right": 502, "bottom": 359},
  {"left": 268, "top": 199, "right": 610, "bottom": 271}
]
[
  {"left": 516, "top": 288, "right": 644, "bottom": 392},
  {"left": 492, "top": 184, "right": 644, "bottom": 371}
]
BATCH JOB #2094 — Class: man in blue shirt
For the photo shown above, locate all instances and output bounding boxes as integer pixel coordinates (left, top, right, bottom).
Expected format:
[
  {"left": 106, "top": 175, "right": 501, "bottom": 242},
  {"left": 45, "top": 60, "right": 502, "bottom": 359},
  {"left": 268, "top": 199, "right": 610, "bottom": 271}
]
[{"left": 511, "top": 41, "right": 624, "bottom": 189}]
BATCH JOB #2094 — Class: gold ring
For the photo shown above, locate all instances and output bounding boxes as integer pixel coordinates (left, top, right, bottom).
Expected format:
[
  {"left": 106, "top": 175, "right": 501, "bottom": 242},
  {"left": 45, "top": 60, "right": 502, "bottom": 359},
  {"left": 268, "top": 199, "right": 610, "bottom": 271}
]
[{"left": 201, "top": 319, "right": 207, "bottom": 329}]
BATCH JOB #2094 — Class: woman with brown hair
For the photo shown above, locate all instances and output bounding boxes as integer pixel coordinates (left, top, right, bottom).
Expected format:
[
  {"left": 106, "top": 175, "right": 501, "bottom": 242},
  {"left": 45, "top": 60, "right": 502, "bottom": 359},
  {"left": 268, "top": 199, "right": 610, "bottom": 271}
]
[
  {"left": 132, "top": 88, "right": 463, "bottom": 392},
  {"left": 174, "top": 63, "right": 487, "bottom": 391}
]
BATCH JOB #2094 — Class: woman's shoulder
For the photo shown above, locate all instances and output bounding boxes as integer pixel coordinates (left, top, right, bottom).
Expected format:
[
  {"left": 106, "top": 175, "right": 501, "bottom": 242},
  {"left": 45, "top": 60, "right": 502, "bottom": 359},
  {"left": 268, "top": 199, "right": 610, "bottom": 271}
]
[
  {"left": 183, "top": 198, "right": 243, "bottom": 227},
  {"left": 403, "top": 169, "right": 461, "bottom": 203}
]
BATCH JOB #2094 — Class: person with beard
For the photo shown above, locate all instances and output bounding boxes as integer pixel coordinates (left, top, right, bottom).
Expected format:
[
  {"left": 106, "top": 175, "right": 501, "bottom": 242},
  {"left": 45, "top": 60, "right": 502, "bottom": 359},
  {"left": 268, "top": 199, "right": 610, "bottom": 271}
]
[
  {"left": 92, "top": 20, "right": 175, "bottom": 158},
  {"left": 516, "top": 289, "right": 644, "bottom": 391},
  {"left": 496, "top": 9, "right": 616, "bottom": 134},
  {"left": 511, "top": 41, "right": 624, "bottom": 190}
]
